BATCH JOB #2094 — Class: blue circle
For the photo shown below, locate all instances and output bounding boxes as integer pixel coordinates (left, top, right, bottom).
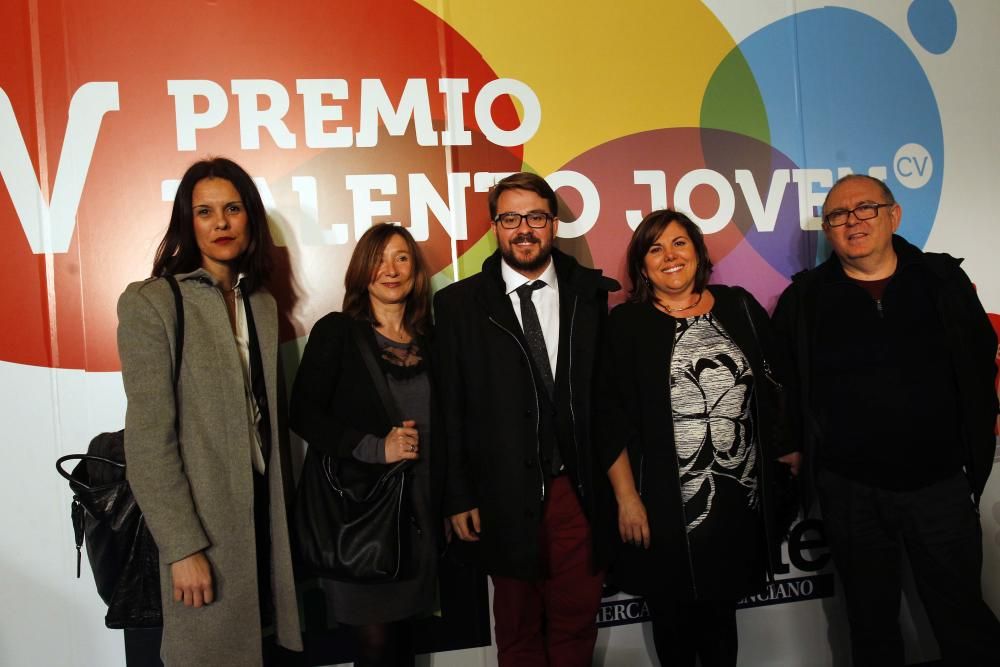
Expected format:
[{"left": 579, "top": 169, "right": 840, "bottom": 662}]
[
  {"left": 908, "top": 0, "right": 957, "bottom": 54},
  {"left": 715, "top": 7, "right": 944, "bottom": 270}
]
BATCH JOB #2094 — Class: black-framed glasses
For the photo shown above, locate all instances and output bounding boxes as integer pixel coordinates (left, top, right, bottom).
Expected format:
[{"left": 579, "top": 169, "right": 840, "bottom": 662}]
[
  {"left": 494, "top": 212, "right": 553, "bottom": 229},
  {"left": 823, "top": 203, "right": 892, "bottom": 227}
]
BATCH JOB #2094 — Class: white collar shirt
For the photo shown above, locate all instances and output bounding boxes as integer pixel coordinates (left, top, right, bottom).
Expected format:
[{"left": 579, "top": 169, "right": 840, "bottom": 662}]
[{"left": 501, "top": 257, "right": 560, "bottom": 376}]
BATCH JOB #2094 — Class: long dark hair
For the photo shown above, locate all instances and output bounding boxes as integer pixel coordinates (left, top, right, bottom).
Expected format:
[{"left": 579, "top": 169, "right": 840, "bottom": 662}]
[
  {"left": 342, "top": 224, "right": 431, "bottom": 336},
  {"left": 626, "top": 209, "right": 713, "bottom": 303},
  {"left": 151, "top": 157, "right": 272, "bottom": 293}
]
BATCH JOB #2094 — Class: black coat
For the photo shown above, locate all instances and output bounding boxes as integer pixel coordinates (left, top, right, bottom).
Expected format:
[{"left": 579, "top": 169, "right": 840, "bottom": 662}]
[
  {"left": 433, "top": 249, "right": 619, "bottom": 579},
  {"left": 597, "top": 286, "right": 796, "bottom": 599},
  {"left": 772, "top": 234, "right": 999, "bottom": 505},
  {"left": 288, "top": 313, "right": 445, "bottom": 525}
]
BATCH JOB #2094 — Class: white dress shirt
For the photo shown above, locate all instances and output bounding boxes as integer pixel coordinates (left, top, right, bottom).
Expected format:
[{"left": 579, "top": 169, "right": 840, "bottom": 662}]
[{"left": 501, "top": 258, "right": 560, "bottom": 376}]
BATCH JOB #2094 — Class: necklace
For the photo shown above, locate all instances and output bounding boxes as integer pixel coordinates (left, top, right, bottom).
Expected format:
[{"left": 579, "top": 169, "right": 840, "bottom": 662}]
[
  {"left": 658, "top": 292, "right": 702, "bottom": 314},
  {"left": 373, "top": 323, "right": 412, "bottom": 345}
]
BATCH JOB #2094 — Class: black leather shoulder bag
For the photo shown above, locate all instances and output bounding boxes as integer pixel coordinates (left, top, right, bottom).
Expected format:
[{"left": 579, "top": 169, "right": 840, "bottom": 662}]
[
  {"left": 292, "top": 319, "right": 414, "bottom": 582},
  {"left": 56, "top": 275, "right": 184, "bottom": 629}
]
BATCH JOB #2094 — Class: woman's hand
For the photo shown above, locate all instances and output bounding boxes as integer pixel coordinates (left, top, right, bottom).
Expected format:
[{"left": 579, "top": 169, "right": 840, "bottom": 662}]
[
  {"left": 778, "top": 451, "right": 802, "bottom": 477},
  {"left": 384, "top": 419, "right": 420, "bottom": 463},
  {"left": 618, "top": 492, "right": 651, "bottom": 549},
  {"left": 171, "top": 551, "right": 213, "bottom": 607},
  {"left": 607, "top": 449, "right": 650, "bottom": 548}
]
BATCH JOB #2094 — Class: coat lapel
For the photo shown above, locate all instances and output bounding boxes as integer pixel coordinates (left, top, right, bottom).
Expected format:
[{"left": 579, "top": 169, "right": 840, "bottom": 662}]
[
  {"left": 638, "top": 301, "right": 676, "bottom": 399},
  {"left": 475, "top": 253, "right": 526, "bottom": 343},
  {"left": 554, "top": 270, "right": 575, "bottom": 388}
]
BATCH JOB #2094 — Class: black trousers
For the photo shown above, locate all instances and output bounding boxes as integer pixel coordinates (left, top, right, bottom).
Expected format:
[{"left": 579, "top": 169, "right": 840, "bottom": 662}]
[
  {"left": 818, "top": 469, "right": 1000, "bottom": 667},
  {"left": 644, "top": 596, "right": 737, "bottom": 667}
]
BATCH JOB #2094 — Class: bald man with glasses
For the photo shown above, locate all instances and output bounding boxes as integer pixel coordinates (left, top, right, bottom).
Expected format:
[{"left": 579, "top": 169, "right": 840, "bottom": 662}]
[{"left": 773, "top": 174, "right": 1000, "bottom": 666}]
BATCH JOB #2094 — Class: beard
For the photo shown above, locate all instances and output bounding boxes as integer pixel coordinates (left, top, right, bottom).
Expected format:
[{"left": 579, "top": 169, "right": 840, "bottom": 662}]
[{"left": 499, "top": 233, "right": 553, "bottom": 274}]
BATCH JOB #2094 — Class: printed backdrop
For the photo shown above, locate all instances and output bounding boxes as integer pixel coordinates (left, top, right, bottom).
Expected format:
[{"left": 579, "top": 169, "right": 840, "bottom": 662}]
[{"left": 2, "top": 1, "right": 998, "bottom": 665}]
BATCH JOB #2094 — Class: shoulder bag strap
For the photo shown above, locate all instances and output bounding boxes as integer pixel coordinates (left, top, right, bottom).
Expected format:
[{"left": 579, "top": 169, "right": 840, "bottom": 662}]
[
  {"left": 164, "top": 276, "right": 185, "bottom": 438},
  {"left": 164, "top": 275, "right": 184, "bottom": 388},
  {"left": 740, "top": 292, "right": 781, "bottom": 389},
  {"left": 350, "top": 320, "right": 404, "bottom": 426}
]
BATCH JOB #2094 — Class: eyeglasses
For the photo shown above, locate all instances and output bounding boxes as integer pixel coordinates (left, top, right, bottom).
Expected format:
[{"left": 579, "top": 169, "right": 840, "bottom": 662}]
[
  {"left": 494, "top": 212, "right": 553, "bottom": 229},
  {"left": 823, "top": 203, "right": 892, "bottom": 227}
]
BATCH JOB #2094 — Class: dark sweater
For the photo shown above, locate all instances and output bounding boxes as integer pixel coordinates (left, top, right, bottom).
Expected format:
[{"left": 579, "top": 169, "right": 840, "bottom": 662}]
[
  {"left": 773, "top": 234, "right": 998, "bottom": 501},
  {"left": 810, "top": 255, "right": 963, "bottom": 489}
]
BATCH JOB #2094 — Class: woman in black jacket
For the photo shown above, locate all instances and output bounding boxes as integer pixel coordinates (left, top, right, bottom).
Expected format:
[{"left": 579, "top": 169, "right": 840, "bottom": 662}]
[
  {"left": 290, "top": 224, "right": 437, "bottom": 667},
  {"left": 599, "top": 210, "right": 800, "bottom": 667}
]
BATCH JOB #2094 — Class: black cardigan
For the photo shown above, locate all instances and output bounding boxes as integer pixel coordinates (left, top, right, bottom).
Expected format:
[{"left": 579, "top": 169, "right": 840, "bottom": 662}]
[
  {"left": 597, "top": 285, "right": 795, "bottom": 599},
  {"left": 288, "top": 312, "right": 444, "bottom": 519}
]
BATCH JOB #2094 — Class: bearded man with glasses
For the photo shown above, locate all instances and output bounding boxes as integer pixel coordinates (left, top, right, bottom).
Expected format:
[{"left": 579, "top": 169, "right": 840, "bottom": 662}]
[
  {"left": 433, "top": 172, "right": 619, "bottom": 666},
  {"left": 773, "top": 174, "right": 1000, "bottom": 665}
]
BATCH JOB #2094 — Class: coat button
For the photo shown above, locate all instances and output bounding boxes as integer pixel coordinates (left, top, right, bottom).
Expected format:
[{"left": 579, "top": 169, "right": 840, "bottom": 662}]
[
  {"left": 524, "top": 509, "right": 534, "bottom": 518},
  {"left": 524, "top": 459, "right": 533, "bottom": 469},
  {"left": 524, "top": 410, "right": 532, "bottom": 418}
]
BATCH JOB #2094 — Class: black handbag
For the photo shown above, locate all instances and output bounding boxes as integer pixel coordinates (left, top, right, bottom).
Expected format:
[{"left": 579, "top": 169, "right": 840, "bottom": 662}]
[
  {"left": 55, "top": 275, "right": 184, "bottom": 629},
  {"left": 292, "top": 321, "right": 413, "bottom": 582}
]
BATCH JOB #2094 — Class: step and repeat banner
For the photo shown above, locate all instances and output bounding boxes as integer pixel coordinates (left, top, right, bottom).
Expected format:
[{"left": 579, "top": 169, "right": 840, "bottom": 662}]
[{"left": 2, "top": 1, "right": 998, "bottom": 665}]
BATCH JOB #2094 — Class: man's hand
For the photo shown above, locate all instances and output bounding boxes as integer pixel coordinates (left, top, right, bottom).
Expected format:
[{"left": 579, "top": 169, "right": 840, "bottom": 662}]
[
  {"left": 778, "top": 451, "right": 802, "bottom": 477},
  {"left": 617, "top": 493, "right": 651, "bottom": 549},
  {"left": 449, "top": 508, "right": 481, "bottom": 542},
  {"left": 171, "top": 551, "right": 214, "bottom": 607}
]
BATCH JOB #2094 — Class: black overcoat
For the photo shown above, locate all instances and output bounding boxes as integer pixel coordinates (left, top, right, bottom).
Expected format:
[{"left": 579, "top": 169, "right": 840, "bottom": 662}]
[
  {"left": 597, "top": 285, "right": 796, "bottom": 599},
  {"left": 433, "top": 249, "right": 619, "bottom": 579}
]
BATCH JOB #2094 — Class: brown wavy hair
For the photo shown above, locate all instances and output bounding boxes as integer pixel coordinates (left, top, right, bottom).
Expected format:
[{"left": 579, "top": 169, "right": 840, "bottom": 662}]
[
  {"left": 151, "top": 157, "right": 272, "bottom": 293},
  {"left": 342, "top": 224, "right": 431, "bottom": 336},
  {"left": 626, "top": 209, "right": 713, "bottom": 303},
  {"left": 488, "top": 172, "right": 558, "bottom": 219}
]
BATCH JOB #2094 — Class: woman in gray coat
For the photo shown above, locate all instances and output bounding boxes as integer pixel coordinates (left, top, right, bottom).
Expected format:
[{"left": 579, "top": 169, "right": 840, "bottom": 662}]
[{"left": 117, "top": 158, "right": 302, "bottom": 665}]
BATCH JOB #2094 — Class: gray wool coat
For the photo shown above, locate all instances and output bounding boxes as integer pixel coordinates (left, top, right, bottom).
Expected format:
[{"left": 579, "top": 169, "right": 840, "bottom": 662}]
[{"left": 117, "top": 270, "right": 302, "bottom": 666}]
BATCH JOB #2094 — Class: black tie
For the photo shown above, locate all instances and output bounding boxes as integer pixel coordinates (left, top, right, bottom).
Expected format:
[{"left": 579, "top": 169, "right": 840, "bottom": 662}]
[{"left": 516, "top": 281, "right": 555, "bottom": 399}]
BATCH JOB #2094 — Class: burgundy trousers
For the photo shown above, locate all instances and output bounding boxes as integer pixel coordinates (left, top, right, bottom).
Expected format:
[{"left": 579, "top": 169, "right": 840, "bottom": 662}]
[{"left": 491, "top": 475, "right": 604, "bottom": 667}]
